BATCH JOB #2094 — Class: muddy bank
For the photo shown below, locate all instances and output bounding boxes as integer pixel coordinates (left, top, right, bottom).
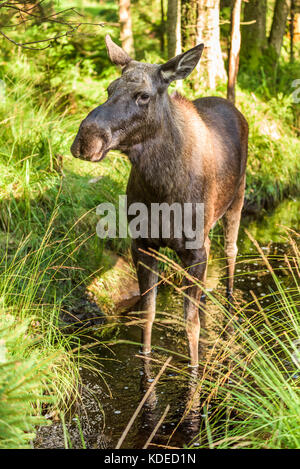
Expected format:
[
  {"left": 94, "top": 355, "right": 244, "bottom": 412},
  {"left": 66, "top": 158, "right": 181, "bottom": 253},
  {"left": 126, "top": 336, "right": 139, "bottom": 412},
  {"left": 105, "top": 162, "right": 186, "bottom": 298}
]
[{"left": 87, "top": 251, "right": 140, "bottom": 313}]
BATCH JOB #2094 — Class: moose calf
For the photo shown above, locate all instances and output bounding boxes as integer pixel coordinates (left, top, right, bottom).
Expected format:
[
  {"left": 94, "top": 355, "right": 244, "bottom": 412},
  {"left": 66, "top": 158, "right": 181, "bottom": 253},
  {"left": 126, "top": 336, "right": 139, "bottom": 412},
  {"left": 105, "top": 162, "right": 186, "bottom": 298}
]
[{"left": 71, "top": 35, "right": 248, "bottom": 367}]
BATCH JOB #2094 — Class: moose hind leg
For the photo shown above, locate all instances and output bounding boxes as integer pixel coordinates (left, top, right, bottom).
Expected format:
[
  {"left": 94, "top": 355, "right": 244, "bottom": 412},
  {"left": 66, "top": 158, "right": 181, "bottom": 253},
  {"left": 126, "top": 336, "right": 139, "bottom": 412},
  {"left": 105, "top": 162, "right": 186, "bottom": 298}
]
[
  {"left": 200, "top": 237, "right": 211, "bottom": 306},
  {"left": 179, "top": 247, "right": 208, "bottom": 367},
  {"left": 132, "top": 241, "right": 158, "bottom": 355},
  {"left": 223, "top": 175, "right": 245, "bottom": 306}
]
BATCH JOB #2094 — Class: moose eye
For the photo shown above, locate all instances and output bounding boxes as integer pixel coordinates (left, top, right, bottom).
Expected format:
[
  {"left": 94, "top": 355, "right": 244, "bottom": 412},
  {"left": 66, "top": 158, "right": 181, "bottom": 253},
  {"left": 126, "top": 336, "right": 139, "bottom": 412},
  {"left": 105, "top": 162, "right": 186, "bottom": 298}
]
[{"left": 137, "top": 93, "right": 150, "bottom": 105}]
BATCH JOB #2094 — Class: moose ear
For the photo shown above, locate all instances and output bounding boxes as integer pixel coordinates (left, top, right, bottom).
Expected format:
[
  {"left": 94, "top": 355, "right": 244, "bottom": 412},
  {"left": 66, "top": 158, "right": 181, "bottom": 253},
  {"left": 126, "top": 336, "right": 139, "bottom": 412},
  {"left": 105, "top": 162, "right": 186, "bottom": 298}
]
[
  {"left": 159, "top": 43, "right": 204, "bottom": 83},
  {"left": 105, "top": 34, "right": 132, "bottom": 67}
]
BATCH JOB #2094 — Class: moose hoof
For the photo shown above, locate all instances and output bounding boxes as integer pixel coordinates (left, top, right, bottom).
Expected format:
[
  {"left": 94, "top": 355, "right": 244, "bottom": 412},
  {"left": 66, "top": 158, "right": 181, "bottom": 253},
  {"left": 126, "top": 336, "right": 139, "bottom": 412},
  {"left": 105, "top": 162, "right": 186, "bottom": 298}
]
[
  {"left": 224, "top": 317, "right": 240, "bottom": 336},
  {"left": 139, "top": 349, "right": 152, "bottom": 355}
]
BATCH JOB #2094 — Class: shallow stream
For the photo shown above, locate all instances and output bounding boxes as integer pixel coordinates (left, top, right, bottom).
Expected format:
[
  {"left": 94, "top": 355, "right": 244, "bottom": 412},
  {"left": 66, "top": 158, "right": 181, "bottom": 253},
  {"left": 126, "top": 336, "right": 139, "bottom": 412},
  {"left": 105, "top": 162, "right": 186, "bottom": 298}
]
[{"left": 35, "top": 198, "right": 300, "bottom": 449}]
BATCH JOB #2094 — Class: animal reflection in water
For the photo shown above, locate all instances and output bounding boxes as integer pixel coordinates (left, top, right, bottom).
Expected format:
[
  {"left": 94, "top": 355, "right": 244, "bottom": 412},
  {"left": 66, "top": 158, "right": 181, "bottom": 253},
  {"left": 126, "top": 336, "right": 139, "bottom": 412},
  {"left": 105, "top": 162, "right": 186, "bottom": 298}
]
[{"left": 138, "top": 357, "right": 202, "bottom": 448}]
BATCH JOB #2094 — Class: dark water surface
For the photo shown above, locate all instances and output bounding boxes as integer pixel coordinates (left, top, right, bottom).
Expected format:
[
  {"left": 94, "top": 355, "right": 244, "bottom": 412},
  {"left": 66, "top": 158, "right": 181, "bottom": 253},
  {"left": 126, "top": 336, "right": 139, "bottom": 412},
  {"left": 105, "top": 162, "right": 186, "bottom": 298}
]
[{"left": 35, "top": 199, "right": 300, "bottom": 449}]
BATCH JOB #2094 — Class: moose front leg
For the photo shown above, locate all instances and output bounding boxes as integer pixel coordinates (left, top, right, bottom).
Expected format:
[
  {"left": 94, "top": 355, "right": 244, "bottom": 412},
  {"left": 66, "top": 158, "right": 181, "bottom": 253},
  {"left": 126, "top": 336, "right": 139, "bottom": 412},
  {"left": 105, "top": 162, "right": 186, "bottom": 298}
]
[
  {"left": 179, "top": 246, "right": 207, "bottom": 367},
  {"left": 131, "top": 240, "right": 158, "bottom": 355}
]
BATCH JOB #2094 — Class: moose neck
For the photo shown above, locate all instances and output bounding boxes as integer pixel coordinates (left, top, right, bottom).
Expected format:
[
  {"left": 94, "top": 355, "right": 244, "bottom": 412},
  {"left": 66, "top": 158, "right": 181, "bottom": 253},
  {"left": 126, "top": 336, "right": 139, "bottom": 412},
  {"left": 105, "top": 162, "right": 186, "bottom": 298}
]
[{"left": 126, "top": 95, "right": 189, "bottom": 198}]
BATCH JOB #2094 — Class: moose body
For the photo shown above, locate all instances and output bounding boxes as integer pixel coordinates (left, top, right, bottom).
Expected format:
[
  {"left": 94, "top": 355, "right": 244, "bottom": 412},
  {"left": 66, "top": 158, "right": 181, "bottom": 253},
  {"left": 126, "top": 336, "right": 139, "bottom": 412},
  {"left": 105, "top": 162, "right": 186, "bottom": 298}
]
[{"left": 71, "top": 35, "right": 248, "bottom": 366}]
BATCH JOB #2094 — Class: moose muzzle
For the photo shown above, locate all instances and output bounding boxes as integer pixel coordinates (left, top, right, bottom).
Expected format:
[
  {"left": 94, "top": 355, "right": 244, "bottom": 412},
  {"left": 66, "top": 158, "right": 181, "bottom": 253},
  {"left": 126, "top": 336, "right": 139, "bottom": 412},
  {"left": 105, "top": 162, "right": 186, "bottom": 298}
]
[{"left": 70, "top": 117, "right": 112, "bottom": 162}]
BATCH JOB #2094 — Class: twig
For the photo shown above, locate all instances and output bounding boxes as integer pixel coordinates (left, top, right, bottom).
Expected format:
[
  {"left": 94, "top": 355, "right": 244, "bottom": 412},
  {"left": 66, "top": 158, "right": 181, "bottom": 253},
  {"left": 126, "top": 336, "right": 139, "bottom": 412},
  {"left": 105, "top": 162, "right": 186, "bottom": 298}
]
[
  {"left": 116, "top": 356, "right": 172, "bottom": 449},
  {"left": 0, "top": 3, "right": 107, "bottom": 50},
  {"left": 0, "top": 28, "right": 79, "bottom": 50},
  {"left": 143, "top": 404, "right": 170, "bottom": 449}
]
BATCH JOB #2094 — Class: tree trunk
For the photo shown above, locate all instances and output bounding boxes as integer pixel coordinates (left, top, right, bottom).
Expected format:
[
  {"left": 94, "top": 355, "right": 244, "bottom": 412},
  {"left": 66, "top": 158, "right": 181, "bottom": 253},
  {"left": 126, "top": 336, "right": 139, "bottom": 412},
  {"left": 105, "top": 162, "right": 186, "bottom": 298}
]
[
  {"left": 196, "top": 0, "right": 226, "bottom": 90},
  {"left": 119, "top": 0, "right": 135, "bottom": 57},
  {"left": 269, "top": 0, "right": 291, "bottom": 59},
  {"left": 290, "top": 9, "right": 300, "bottom": 63},
  {"left": 181, "top": 0, "right": 197, "bottom": 51},
  {"left": 160, "top": 0, "right": 166, "bottom": 54},
  {"left": 167, "top": 0, "right": 182, "bottom": 58},
  {"left": 227, "top": 0, "right": 242, "bottom": 104},
  {"left": 290, "top": 0, "right": 295, "bottom": 63},
  {"left": 241, "top": 0, "right": 267, "bottom": 69}
]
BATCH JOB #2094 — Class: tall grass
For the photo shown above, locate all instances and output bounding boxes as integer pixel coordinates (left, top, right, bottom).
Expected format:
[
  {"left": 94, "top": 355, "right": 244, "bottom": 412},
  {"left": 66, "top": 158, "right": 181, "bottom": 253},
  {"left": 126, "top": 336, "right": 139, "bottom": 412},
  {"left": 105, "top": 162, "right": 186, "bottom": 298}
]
[
  {"left": 172, "top": 230, "right": 300, "bottom": 449},
  {"left": 0, "top": 208, "right": 105, "bottom": 447},
  {"left": 200, "top": 232, "right": 300, "bottom": 449}
]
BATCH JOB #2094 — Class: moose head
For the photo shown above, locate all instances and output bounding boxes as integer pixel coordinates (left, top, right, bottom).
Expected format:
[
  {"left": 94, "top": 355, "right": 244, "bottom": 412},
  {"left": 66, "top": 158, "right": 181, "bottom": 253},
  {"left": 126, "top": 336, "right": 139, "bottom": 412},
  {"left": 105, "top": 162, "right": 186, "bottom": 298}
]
[{"left": 70, "top": 35, "right": 204, "bottom": 162}]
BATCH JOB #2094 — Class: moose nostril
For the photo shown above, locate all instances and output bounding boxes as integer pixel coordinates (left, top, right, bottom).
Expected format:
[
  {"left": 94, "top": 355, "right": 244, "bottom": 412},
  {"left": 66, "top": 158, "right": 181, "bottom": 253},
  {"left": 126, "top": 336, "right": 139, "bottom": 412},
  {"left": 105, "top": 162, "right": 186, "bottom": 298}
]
[
  {"left": 75, "top": 134, "right": 104, "bottom": 160},
  {"left": 86, "top": 138, "right": 103, "bottom": 158}
]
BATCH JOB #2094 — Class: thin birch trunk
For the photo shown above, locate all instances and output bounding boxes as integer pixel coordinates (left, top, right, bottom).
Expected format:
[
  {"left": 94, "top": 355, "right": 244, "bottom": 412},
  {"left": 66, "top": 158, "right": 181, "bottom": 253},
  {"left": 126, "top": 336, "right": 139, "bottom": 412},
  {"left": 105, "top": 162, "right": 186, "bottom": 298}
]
[
  {"left": 119, "top": 0, "right": 135, "bottom": 57},
  {"left": 227, "top": 0, "right": 242, "bottom": 103}
]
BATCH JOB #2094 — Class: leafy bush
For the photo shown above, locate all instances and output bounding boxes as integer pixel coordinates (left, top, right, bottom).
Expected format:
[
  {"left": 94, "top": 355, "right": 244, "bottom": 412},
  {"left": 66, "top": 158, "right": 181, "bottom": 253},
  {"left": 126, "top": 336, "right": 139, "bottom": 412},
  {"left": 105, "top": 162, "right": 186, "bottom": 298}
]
[{"left": 0, "top": 315, "right": 53, "bottom": 449}]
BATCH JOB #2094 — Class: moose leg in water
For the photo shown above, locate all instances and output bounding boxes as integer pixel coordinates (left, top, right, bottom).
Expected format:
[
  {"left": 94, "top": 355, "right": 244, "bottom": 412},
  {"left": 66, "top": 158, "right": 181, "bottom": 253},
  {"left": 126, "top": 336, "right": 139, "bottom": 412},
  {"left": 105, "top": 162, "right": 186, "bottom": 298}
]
[
  {"left": 223, "top": 175, "right": 246, "bottom": 317},
  {"left": 199, "top": 237, "right": 211, "bottom": 309},
  {"left": 132, "top": 240, "right": 158, "bottom": 355},
  {"left": 178, "top": 246, "right": 208, "bottom": 367}
]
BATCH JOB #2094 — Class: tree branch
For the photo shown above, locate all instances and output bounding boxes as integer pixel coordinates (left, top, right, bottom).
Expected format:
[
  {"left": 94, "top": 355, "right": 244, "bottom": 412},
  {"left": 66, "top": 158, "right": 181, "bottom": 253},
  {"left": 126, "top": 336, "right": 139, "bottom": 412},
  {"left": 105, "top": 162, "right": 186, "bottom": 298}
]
[{"left": 0, "top": 2, "right": 108, "bottom": 50}]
